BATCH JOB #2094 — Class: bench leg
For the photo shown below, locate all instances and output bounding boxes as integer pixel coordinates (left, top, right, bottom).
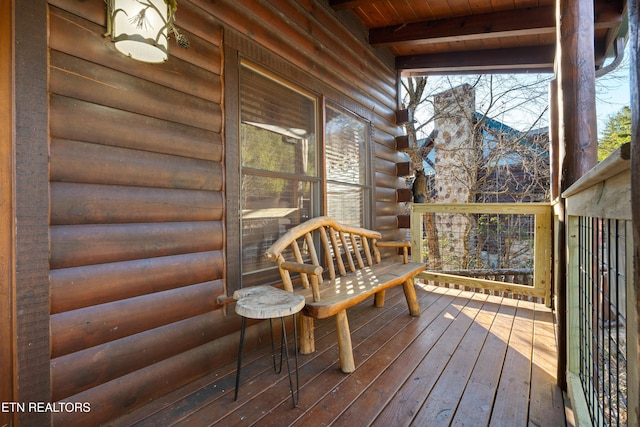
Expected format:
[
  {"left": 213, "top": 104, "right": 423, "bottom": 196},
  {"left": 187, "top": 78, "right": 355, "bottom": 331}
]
[
  {"left": 335, "top": 309, "right": 355, "bottom": 373},
  {"left": 403, "top": 278, "right": 421, "bottom": 317},
  {"left": 374, "top": 290, "right": 386, "bottom": 307},
  {"left": 298, "top": 313, "right": 315, "bottom": 354}
]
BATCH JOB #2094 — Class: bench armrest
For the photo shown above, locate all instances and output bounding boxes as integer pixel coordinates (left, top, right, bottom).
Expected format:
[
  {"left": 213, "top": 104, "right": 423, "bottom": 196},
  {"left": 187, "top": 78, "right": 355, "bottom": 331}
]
[
  {"left": 279, "top": 261, "right": 323, "bottom": 276},
  {"left": 375, "top": 241, "right": 410, "bottom": 263},
  {"left": 278, "top": 261, "right": 323, "bottom": 301},
  {"left": 375, "top": 240, "right": 410, "bottom": 248}
]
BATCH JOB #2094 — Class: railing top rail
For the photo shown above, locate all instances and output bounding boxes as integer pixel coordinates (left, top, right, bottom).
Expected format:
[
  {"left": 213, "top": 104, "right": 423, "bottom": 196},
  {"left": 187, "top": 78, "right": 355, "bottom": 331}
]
[
  {"left": 562, "top": 143, "right": 630, "bottom": 198},
  {"left": 411, "top": 202, "right": 551, "bottom": 215}
]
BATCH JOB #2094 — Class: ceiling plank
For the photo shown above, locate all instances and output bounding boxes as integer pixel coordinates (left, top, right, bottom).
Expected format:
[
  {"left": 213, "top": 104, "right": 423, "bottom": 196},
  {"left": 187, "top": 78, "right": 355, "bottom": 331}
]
[{"left": 396, "top": 45, "right": 556, "bottom": 74}]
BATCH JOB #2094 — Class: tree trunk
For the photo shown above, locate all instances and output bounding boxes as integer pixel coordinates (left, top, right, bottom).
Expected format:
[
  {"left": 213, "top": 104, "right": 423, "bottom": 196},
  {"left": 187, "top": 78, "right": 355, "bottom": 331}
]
[{"left": 424, "top": 212, "right": 441, "bottom": 270}]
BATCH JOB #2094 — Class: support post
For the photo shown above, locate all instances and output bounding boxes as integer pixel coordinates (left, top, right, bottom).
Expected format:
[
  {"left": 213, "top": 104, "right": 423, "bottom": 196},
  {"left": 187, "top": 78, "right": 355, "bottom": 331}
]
[
  {"left": 549, "top": 79, "right": 560, "bottom": 201},
  {"left": 556, "top": 0, "right": 598, "bottom": 187},
  {"left": 555, "top": 0, "right": 598, "bottom": 392}
]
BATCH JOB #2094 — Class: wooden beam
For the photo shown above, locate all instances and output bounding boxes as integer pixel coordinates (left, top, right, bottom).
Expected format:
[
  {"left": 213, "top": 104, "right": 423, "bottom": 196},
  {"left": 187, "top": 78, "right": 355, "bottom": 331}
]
[
  {"left": 370, "top": 3, "right": 622, "bottom": 48},
  {"left": 562, "top": 143, "right": 630, "bottom": 198},
  {"left": 557, "top": 0, "right": 598, "bottom": 190},
  {"left": 396, "top": 46, "right": 555, "bottom": 74},
  {"left": 396, "top": 161, "right": 411, "bottom": 177},
  {"left": 371, "top": 6, "right": 557, "bottom": 47},
  {"left": 594, "top": 0, "right": 627, "bottom": 28}
]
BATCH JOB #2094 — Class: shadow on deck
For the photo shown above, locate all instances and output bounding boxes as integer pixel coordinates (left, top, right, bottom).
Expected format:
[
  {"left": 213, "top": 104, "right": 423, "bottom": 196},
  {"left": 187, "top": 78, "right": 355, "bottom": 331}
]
[{"left": 110, "top": 283, "right": 569, "bottom": 426}]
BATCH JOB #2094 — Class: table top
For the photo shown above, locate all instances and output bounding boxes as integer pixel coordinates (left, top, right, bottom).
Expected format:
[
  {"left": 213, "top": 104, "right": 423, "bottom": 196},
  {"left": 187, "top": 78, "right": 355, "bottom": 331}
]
[{"left": 233, "top": 285, "right": 305, "bottom": 319}]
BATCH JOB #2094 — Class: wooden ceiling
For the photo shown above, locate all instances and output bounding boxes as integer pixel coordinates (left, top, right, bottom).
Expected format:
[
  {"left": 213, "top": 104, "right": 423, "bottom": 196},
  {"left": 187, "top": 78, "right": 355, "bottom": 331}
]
[{"left": 329, "top": 0, "right": 628, "bottom": 74}]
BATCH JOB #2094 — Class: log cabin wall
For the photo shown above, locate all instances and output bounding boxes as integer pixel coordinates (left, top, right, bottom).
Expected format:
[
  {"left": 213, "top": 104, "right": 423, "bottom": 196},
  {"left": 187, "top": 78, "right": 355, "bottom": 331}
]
[
  {"left": 46, "top": 0, "right": 402, "bottom": 425},
  {"left": 48, "top": 1, "right": 227, "bottom": 425}
]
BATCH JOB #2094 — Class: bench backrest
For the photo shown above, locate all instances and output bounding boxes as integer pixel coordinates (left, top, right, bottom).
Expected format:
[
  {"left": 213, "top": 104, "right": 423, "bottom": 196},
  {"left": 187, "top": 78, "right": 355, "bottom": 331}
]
[{"left": 264, "top": 216, "right": 382, "bottom": 292}]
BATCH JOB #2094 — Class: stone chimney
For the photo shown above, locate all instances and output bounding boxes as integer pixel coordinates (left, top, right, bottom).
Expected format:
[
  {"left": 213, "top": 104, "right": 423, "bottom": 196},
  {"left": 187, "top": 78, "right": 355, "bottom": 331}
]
[
  {"left": 433, "top": 83, "right": 476, "bottom": 204},
  {"left": 432, "top": 84, "right": 476, "bottom": 270}
]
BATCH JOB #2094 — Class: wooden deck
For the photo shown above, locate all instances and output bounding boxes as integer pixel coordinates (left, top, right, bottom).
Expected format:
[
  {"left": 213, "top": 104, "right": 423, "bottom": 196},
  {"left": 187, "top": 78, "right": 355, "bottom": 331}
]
[{"left": 110, "top": 283, "right": 568, "bottom": 427}]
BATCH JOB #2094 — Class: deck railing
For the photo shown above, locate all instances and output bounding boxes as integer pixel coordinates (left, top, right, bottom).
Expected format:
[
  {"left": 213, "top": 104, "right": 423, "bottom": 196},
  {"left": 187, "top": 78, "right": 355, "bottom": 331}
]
[
  {"left": 562, "top": 144, "right": 637, "bottom": 427},
  {"left": 409, "top": 202, "right": 552, "bottom": 305}
]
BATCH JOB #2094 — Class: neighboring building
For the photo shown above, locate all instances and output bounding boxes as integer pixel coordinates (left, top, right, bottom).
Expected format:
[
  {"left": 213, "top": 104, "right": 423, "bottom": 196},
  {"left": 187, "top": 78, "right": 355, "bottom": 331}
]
[{"left": 419, "top": 84, "right": 550, "bottom": 204}]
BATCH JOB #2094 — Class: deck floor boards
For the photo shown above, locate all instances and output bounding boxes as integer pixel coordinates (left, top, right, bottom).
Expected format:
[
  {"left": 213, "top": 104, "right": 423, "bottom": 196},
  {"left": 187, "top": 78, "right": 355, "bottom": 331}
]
[{"left": 110, "top": 284, "right": 567, "bottom": 427}]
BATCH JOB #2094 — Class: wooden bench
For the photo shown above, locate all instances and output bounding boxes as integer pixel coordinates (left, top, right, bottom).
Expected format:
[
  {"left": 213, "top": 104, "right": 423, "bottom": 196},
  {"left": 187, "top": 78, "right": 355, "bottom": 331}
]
[{"left": 264, "top": 216, "right": 426, "bottom": 373}]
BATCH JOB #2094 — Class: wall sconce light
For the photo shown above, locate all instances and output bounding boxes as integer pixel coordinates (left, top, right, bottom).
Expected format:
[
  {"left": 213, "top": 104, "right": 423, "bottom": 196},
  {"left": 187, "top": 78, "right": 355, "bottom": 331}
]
[{"left": 105, "top": 0, "right": 189, "bottom": 63}]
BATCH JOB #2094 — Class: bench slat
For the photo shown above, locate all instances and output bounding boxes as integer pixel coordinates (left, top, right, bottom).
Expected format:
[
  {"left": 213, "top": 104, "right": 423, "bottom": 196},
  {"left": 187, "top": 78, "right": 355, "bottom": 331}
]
[
  {"left": 328, "top": 227, "right": 347, "bottom": 276},
  {"left": 339, "top": 230, "right": 356, "bottom": 273},
  {"left": 350, "top": 234, "right": 365, "bottom": 269},
  {"left": 319, "top": 227, "right": 335, "bottom": 280},
  {"left": 362, "top": 237, "right": 373, "bottom": 267}
]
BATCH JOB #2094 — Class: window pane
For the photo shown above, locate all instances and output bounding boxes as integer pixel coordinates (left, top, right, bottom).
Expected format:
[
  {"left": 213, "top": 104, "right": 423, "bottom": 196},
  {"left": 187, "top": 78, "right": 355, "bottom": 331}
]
[
  {"left": 241, "top": 123, "right": 315, "bottom": 176},
  {"left": 326, "top": 105, "right": 367, "bottom": 185},
  {"left": 241, "top": 174, "right": 313, "bottom": 274},
  {"left": 239, "top": 63, "right": 319, "bottom": 280},
  {"left": 240, "top": 66, "right": 316, "bottom": 176},
  {"left": 325, "top": 103, "right": 370, "bottom": 228},
  {"left": 327, "top": 183, "right": 365, "bottom": 227}
]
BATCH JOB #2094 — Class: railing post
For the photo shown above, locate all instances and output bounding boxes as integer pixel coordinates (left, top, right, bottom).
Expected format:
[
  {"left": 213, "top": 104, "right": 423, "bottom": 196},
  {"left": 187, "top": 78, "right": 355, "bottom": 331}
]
[
  {"left": 534, "top": 208, "right": 553, "bottom": 306},
  {"left": 565, "top": 214, "right": 592, "bottom": 426},
  {"left": 410, "top": 203, "right": 423, "bottom": 264},
  {"left": 627, "top": 220, "right": 639, "bottom": 427}
]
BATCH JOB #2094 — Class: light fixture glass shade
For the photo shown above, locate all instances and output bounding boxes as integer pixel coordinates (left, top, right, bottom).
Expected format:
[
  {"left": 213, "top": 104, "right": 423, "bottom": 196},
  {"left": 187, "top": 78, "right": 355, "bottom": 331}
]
[{"left": 110, "top": 0, "right": 170, "bottom": 63}]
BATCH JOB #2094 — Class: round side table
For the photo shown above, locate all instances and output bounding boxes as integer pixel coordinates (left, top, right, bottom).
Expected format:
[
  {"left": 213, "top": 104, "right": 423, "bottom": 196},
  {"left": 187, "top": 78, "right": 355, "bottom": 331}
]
[{"left": 233, "top": 285, "right": 305, "bottom": 407}]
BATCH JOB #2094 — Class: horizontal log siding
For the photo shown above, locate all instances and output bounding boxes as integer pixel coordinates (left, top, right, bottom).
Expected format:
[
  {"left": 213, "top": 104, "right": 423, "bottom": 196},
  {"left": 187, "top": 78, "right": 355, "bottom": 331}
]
[
  {"left": 50, "top": 251, "right": 225, "bottom": 314},
  {"left": 50, "top": 280, "right": 224, "bottom": 358},
  {"left": 50, "top": 310, "right": 224, "bottom": 402},
  {"left": 48, "top": 1, "right": 225, "bottom": 424}
]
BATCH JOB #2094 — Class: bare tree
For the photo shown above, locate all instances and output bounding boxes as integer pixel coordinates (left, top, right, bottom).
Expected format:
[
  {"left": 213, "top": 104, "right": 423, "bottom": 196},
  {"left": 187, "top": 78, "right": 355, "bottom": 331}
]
[{"left": 400, "top": 76, "right": 441, "bottom": 268}]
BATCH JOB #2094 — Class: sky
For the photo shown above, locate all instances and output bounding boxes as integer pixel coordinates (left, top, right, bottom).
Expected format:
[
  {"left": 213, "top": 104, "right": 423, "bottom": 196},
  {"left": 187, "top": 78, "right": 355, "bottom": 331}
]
[
  {"left": 409, "top": 49, "right": 631, "bottom": 142},
  {"left": 595, "top": 45, "right": 631, "bottom": 136}
]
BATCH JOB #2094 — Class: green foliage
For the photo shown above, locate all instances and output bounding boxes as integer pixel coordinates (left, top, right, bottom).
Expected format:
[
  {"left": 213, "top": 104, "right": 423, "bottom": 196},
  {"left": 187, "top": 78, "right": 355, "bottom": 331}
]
[{"left": 598, "top": 106, "right": 631, "bottom": 161}]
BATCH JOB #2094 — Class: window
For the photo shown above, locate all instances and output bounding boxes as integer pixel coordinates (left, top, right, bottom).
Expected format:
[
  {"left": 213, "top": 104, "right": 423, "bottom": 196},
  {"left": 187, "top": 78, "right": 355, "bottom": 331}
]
[
  {"left": 237, "top": 62, "right": 372, "bottom": 285},
  {"left": 325, "top": 103, "right": 371, "bottom": 228},
  {"left": 239, "top": 63, "right": 319, "bottom": 283}
]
